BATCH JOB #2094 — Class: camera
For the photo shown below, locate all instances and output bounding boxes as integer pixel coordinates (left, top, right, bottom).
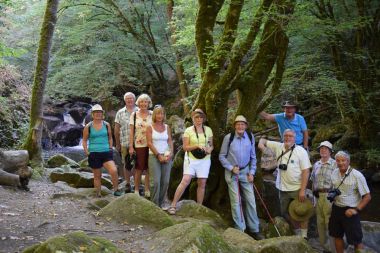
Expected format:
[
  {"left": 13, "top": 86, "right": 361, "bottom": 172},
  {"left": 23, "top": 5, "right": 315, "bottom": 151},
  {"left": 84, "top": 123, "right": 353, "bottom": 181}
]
[
  {"left": 327, "top": 188, "right": 341, "bottom": 202},
  {"left": 278, "top": 164, "right": 287, "bottom": 170}
]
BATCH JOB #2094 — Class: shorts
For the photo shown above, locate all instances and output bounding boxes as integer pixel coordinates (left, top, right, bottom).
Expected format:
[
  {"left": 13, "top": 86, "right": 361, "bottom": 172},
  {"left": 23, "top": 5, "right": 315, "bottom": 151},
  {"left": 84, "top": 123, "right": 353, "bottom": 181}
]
[
  {"left": 183, "top": 155, "right": 211, "bottom": 178},
  {"left": 329, "top": 204, "right": 363, "bottom": 245},
  {"left": 135, "top": 147, "right": 149, "bottom": 171},
  {"left": 88, "top": 151, "right": 113, "bottom": 169},
  {"left": 279, "top": 190, "right": 299, "bottom": 217}
]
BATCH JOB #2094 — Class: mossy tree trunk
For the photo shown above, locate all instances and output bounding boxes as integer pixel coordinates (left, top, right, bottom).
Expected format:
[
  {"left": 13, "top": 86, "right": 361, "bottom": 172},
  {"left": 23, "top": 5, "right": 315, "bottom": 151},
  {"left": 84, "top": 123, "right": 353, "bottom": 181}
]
[
  {"left": 22, "top": 0, "right": 59, "bottom": 166},
  {"left": 185, "top": 0, "right": 296, "bottom": 209}
]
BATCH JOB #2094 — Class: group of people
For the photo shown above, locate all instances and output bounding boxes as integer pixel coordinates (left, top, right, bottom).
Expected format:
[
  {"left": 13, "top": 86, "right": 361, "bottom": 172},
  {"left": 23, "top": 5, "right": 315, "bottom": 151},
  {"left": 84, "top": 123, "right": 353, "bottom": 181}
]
[{"left": 83, "top": 95, "right": 372, "bottom": 251}]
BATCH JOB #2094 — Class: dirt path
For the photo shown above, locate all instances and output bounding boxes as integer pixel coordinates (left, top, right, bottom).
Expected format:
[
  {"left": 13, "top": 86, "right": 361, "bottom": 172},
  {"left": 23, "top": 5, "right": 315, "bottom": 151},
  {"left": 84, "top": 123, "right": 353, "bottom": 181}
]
[{"left": 0, "top": 179, "right": 152, "bottom": 253}]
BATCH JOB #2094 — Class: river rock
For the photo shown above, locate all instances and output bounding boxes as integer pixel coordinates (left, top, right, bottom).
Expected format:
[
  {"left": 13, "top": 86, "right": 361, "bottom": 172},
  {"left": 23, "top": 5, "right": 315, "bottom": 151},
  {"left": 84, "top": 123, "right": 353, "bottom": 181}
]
[
  {"left": 46, "top": 154, "right": 80, "bottom": 168},
  {"left": 222, "top": 228, "right": 257, "bottom": 251},
  {"left": 22, "top": 231, "right": 123, "bottom": 253},
  {"left": 42, "top": 115, "right": 61, "bottom": 131},
  {"left": 175, "top": 200, "right": 228, "bottom": 230},
  {"left": 143, "top": 221, "right": 232, "bottom": 253},
  {"left": 362, "top": 221, "right": 380, "bottom": 251},
  {"left": 0, "top": 150, "right": 29, "bottom": 173},
  {"left": 260, "top": 216, "right": 293, "bottom": 238},
  {"left": 98, "top": 193, "right": 175, "bottom": 230},
  {"left": 51, "top": 122, "right": 83, "bottom": 146},
  {"left": 49, "top": 169, "right": 113, "bottom": 189}
]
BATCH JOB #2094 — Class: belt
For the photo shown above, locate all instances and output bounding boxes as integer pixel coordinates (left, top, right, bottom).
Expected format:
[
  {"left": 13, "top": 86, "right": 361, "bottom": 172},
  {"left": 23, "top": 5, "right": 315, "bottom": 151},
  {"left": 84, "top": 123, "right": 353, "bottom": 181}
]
[{"left": 317, "top": 188, "right": 331, "bottom": 193}]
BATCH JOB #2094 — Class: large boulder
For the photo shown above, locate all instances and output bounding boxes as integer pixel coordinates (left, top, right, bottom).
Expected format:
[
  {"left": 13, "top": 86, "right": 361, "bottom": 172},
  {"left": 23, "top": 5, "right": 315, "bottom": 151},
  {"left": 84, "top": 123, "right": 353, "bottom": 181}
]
[
  {"left": 222, "top": 228, "right": 258, "bottom": 252},
  {"left": 51, "top": 122, "right": 83, "bottom": 146},
  {"left": 362, "top": 221, "right": 380, "bottom": 251},
  {"left": 98, "top": 193, "right": 175, "bottom": 230},
  {"left": 143, "top": 221, "right": 232, "bottom": 253},
  {"left": 175, "top": 200, "right": 228, "bottom": 230},
  {"left": 260, "top": 216, "right": 293, "bottom": 238},
  {"left": 46, "top": 154, "right": 80, "bottom": 168},
  {"left": 22, "top": 231, "right": 123, "bottom": 253},
  {"left": 49, "top": 169, "right": 112, "bottom": 189},
  {"left": 0, "top": 150, "right": 29, "bottom": 173}
]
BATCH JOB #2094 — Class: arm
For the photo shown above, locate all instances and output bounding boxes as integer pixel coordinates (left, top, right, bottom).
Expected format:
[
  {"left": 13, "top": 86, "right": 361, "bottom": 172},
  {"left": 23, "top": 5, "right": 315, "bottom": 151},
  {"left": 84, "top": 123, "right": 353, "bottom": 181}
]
[
  {"left": 299, "top": 168, "right": 310, "bottom": 202},
  {"left": 259, "top": 111, "right": 276, "bottom": 122},
  {"left": 218, "top": 135, "right": 234, "bottom": 171},
  {"left": 346, "top": 193, "right": 371, "bottom": 217},
  {"left": 206, "top": 136, "right": 213, "bottom": 154},
  {"left": 183, "top": 136, "right": 199, "bottom": 152},
  {"left": 258, "top": 138, "right": 268, "bottom": 151},
  {"left": 248, "top": 138, "right": 257, "bottom": 183},
  {"left": 82, "top": 125, "right": 89, "bottom": 156},
  {"left": 114, "top": 122, "right": 121, "bottom": 152},
  {"left": 167, "top": 125, "right": 174, "bottom": 161},
  {"left": 128, "top": 113, "right": 135, "bottom": 155},
  {"left": 302, "top": 130, "right": 309, "bottom": 149},
  {"left": 147, "top": 125, "right": 163, "bottom": 162},
  {"left": 106, "top": 122, "right": 113, "bottom": 149}
]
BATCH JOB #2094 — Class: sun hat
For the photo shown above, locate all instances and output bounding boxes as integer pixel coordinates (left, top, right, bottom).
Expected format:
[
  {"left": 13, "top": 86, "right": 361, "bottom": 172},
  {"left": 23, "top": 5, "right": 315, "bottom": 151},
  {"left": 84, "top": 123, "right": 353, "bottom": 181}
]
[
  {"left": 317, "top": 141, "right": 333, "bottom": 152},
  {"left": 282, "top": 101, "right": 297, "bottom": 108},
  {"left": 288, "top": 199, "right": 314, "bottom": 222},
  {"left": 191, "top": 108, "right": 205, "bottom": 118},
  {"left": 91, "top": 104, "right": 104, "bottom": 112},
  {"left": 234, "top": 115, "right": 248, "bottom": 125}
]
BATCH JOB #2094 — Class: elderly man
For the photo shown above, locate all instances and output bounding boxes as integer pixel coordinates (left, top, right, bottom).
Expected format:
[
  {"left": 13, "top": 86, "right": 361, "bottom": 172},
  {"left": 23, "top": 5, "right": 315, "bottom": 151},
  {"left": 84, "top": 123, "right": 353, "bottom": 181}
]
[
  {"left": 114, "top": 92, "right": 137, "bottom": 193},
  {"left": 258, "top": 129, "right": 311, "bottom": 239},
  {"left": 219, "top": 115, "right": 264, "bottom": 240},
  {"left": 329, "top": 151, "right": 371, "bottom": 253},
  {"left": 260, "top": 101, "right": 308, "bottom": 149},
  {"left": 310, "top": 141, "right": 336, "bottom": 253}
]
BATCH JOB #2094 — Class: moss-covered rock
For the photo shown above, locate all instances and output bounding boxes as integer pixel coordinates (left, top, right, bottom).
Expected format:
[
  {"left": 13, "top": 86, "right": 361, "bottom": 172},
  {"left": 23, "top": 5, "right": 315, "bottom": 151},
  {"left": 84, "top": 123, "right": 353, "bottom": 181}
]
[
  {"left": 50, "top": 170, "right": 112, "bottom": 189},
  {"left": 222, "top": 228, "right": 257, "bottom": 252},
  {"left": 98, "top": 193, "right": 175, "bottom": 230},
  {"left": 22, "top": 231, "right": 123, "bottom": 253},
  {"left": 46, "top": 154, "right": 80, "bottom": 168},
  {"left": 144, "top": 221, "right": 233, "bottom": 253},
  {"left": 261, "top": 216, "right": 293, "bottom": 238}
]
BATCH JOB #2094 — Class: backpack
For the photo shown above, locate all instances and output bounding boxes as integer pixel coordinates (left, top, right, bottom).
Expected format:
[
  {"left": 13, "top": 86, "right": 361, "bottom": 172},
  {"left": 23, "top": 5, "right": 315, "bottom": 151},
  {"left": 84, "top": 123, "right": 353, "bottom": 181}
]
[
  {"left": 87, "top": 121, "right": 111, "bottom": 137},
  {"left": 225, "top": 130, "right": 254, "bottom": 157}
]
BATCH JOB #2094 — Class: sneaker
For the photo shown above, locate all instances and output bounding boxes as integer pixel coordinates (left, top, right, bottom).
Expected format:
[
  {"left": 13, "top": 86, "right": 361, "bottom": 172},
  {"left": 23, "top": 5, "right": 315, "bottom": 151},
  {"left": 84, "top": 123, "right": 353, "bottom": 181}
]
[
  {"left": 125, "top": 183, "right": 131, "bottom": 193},
  {"left": 248, "top": 231, "right": 264, "bottom": 240},
  {"left": 113, "top": 190, "right": 123, "bottom": 196},
  {"left": 144, "top": 190, "right": 150, "bottom": 198}
]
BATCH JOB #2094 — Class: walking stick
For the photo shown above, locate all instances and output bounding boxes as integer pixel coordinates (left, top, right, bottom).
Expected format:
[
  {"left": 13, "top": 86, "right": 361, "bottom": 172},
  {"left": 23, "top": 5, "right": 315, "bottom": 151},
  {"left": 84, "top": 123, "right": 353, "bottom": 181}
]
[{"left": 252, "top": 182, "right": 281, "bottom": 237}]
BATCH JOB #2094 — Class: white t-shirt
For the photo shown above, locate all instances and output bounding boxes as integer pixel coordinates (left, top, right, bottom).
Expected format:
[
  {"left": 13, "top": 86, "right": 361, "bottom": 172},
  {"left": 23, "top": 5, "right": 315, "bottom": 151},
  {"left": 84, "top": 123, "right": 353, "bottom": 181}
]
[{"left": 267, "top": 141, "right": 311, "bottom": 191}]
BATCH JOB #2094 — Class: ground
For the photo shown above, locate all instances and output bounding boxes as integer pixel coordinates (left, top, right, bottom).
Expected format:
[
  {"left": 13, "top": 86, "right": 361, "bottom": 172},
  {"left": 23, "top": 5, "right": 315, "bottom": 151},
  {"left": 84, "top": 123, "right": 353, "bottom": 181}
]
[{"left": 0, "top": 179, "right": 152, "bottom": 253}]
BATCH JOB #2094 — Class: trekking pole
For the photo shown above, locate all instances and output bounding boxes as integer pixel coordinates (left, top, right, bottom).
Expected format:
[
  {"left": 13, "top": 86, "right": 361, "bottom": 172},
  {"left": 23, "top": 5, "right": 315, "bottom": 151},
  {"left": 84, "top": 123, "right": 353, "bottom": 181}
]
[
  {"left": 235, "top": 174, "right": 244, "bottom": 224},
  {"left": 252, "top": 182, "right": 281, "bottom": 237}
]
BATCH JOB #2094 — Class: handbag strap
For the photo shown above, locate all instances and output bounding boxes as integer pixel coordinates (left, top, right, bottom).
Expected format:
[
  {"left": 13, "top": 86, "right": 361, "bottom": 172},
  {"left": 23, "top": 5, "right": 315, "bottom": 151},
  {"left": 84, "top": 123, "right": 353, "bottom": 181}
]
[{"left": 133, "top": 111, "right": 136, "bottom": 149}]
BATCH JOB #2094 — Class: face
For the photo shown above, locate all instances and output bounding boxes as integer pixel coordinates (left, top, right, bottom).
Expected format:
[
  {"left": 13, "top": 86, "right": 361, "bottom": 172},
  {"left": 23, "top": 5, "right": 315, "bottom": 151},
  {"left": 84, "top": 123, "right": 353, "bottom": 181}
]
[
  {"left": 124, "top": 95, "right": 135, "bottom": 107},
  {"left": 92, "top": 111, "right": 103, "bottom": 119},
  {"left": 336, "top": 156, "right": 350, "bottom": 172},
  {"left": 193, "top": 114, "right": 204, "bottom": 126},
  {"left": 138, "top": 99, "right": 149, "bottom": 110},
  {"left": 235, "top": 122, "right": 247, "bottom": 135},
  {"left": 284, "top": 106, "right": 296, "bottom": 118},
  {"left": 319, "top": 146, "right": 331, "bottom": 158},
  {"left": 283, "top": 131, "right": 295, "bottom": 147},
  {"left": 155, "top": 111, "right": 164, "bottom": 122}
]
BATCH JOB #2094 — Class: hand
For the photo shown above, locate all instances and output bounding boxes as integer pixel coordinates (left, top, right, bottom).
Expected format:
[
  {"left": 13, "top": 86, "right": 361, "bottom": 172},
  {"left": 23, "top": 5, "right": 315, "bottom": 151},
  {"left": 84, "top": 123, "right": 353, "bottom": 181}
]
[
  {"left": 247, "top": 174, "right": 254, "bottom": 183},
  {"left": 232, "top": 166, "right": 240, "bottom": 175},
  {"left": 116, "top": 143, "right": 121, "bottom": 152},
  {"left": 158, "top": 154, "right": 166, "bottom": 163},
  {"left": 298, "top": 190, "right": 306, "bottom": 202},
  {"left": 129, "top": 147, "right": 134, "bottom": 155},
  {"left": 345, "top": 208, "right": 358, "bottom": 218}
]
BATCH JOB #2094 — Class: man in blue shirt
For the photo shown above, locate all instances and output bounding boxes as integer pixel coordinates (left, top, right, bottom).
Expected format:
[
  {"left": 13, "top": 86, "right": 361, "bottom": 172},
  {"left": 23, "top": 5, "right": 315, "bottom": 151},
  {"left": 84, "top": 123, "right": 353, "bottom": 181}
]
[
  {"left": 260, "top": 101, "right": 308, "bottom": 149},
  {"left": 219, "top": 115, "right": 264, "bottom": 240}
]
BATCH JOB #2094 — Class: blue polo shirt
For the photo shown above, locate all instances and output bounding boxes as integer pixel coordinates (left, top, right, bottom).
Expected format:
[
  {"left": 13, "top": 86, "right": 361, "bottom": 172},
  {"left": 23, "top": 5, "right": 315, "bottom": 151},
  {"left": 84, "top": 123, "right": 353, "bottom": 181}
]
[{"left": 274, "top": 113, "right": 307, "bottom": 145}]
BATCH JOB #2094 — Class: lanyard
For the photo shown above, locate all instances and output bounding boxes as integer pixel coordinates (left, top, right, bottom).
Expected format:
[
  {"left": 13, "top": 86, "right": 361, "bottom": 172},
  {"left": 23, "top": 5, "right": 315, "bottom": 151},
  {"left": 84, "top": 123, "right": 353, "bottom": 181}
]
[{"left": 194, "top": 125, "right": 207, "bottom": 146}]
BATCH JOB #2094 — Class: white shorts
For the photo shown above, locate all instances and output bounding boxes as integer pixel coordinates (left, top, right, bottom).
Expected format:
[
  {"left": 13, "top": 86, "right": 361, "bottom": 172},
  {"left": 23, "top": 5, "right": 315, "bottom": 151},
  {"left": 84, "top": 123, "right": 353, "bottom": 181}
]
[{"left": 183, "top": 154, "right": 211, "bottom": 178}]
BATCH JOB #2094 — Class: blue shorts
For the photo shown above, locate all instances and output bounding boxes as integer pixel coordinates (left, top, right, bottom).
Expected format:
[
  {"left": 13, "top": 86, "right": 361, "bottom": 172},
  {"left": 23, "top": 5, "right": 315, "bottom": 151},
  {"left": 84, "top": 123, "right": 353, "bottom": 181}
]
[{"left": 88, "top": 151, "right": 113, "bottom": 169}]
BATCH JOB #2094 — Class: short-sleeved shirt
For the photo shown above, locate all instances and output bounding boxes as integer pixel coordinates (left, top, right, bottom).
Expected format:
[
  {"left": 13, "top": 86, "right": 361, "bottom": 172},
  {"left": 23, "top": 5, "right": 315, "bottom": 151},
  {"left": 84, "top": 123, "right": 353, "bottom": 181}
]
[
  {"left": 129, "top": 110, "right": 152, "bottom": 148},
  {"left": 274, "top": 113, "right": 307, "bottom": 145},
  {"left": 310, "top": 158, "right": 336, "bottom": 190},
  {"left": 114, "top": 106, "right": 137, "bottom": 147},
  {"left": 184, "top": 125, "right": 213, "bottom": 160},
  {"left": 331, "top": 167, "right": 370, "bottom": 207},
  {"left": 266, "top": 141, "right": 311, "bottom": 191}
]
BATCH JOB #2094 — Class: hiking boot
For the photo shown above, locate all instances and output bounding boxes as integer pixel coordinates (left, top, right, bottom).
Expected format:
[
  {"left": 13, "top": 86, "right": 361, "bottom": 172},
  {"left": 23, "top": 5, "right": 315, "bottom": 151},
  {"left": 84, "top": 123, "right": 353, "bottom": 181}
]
[
  {"left": 113, "top": 190, "right": 123, "bottom": 196},
  {"left": 125, "top": 183, "right": 131, "bottom": 193},
  {"left": 248, "top": 231, "right": 264, "bottom": 240}
]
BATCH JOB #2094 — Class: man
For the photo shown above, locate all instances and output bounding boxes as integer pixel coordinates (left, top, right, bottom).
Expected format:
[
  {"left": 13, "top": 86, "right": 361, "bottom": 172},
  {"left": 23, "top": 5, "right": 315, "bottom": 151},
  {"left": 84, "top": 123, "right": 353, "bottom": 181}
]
[
  {"left": 260, "top": 101, "right": 308, "bottom": 149},
  {"left": 219, "top": 115, "right": 264, "bottom": 240},
  {"left": 310, "top": 141, "right": 336, "bottom": 253},
  {"left": 114, "top": 92, "right": 137, "bottom": 193},
  {"left": 329, "top": 151, "right": 371, "bottom": 253},
  {"left": 258, "top": 129, "right": 311, "bottom": 239}
]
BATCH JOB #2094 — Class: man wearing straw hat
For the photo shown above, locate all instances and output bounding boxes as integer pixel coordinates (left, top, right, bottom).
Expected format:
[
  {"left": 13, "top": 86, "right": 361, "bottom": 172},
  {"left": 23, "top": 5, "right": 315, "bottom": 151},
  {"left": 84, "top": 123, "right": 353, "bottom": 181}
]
[
  {"left": 310, "top": 141, "right": 336, "bottom": 253},
  {"left": 219, "top": 115, "right": 264, "bottom": 240}
]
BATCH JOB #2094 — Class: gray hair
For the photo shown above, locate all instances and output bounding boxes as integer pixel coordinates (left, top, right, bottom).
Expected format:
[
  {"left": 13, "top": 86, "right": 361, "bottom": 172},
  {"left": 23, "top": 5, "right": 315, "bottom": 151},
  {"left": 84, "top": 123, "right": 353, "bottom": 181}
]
[
  {"left": 283, "top": 129, "right": 296, "bottom": 136},
  {"left": 335, "top": 151, "right": 350, "bottom": 162},
  {"left": 124, "top": 92, "right": 135, "bottom": 100},
  {"left": 135, "top": 93, "right": 153, "bottom": 108}
]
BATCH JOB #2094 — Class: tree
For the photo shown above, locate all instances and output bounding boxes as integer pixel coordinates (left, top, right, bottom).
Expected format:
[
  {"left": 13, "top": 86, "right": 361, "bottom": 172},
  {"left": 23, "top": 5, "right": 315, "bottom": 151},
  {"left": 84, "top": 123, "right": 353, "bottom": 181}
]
[{"left": 22, "top": 0, "right": 59, "bottom": 167}]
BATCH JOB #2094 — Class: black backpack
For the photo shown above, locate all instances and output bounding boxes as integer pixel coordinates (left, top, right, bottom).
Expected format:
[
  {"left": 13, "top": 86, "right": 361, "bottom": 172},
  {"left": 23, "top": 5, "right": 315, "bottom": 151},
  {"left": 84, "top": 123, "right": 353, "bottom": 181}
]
[
  {"left": 87, "top": 121, "right": 110, "bottom": 137},
  {"left": 225, "top": 130, "right": 254, "bottom": 157}
]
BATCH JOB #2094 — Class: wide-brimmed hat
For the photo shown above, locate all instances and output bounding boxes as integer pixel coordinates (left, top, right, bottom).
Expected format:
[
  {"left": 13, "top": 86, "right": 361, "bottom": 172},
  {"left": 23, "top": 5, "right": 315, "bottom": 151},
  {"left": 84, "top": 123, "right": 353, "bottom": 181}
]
[
  {"left": 191, "top": 108, "right": 205, "bottom": 118},
  {"left": 234, "top": 115, "right": 248, "bottom": 125},
  {"left": 317, "top": 141, "right": 333, "bottom": 152},
  {"left": 288, "top": 199, "right": 314, "bottom": 222},
  {"left": 91, "top": 104, "right": 104, "bottom": 112},
  {"left": 282, "top": 101, "right": 297, "bottom": 108}
]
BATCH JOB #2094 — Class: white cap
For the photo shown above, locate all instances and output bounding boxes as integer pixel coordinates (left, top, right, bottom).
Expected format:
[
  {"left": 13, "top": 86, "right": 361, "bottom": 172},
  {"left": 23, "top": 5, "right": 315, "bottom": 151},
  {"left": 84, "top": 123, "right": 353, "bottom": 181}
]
[
  {"left": 234, "top": 115, "right": 248, "bottom": 125},
  {"left": 317, "top": 141, "right": 333, "bottom": 151},
  {"left": 91, "top": 104, "right": 104, "bottom": 112}
]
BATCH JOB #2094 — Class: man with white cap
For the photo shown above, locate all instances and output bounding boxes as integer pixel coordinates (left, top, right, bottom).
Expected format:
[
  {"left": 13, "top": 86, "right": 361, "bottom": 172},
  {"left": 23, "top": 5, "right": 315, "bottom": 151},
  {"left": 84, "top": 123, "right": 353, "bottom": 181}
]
[
  {"left": 310, "top": 141, "right": 336, "bottom": 253},
  {"left": 219, "top": 115, "right": 264, "bottom": 240}
]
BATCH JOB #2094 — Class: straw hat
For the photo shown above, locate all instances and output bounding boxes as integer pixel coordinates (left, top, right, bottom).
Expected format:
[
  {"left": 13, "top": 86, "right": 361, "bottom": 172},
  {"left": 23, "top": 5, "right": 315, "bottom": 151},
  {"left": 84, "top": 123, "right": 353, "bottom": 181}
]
[
  {"left": 191, "top": 108, "right": 205, "bottom": 118},
  {"left": 91, "top": 104, "right": 104, "bottom": 112},
  {"left": 317, "top": 141, "right": 333, "bottom": 152},
  {"left": 234, "top": 115, "right": 248, "bottom": 125},
  {"left": 288, "top": 199, "right": 314, "bottom": 222},
  {"left": 282, "top": 101, "right": 297, "bottom": 108}
]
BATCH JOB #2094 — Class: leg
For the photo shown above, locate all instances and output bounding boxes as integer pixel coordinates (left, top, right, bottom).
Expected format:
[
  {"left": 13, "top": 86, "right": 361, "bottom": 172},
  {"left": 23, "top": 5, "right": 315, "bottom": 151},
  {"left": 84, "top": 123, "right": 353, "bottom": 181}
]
[
  {"left": 121, "top": 146, "right": 131, "bottom": 185},
  {"left": 145, "top": 169, "right": 150, "bottom": 195},
  {"left": 334, "top": 237, "right": 344, "bottom": 253},
  {"left": 196, "top": 178, "right": 207, "bottom": 205},
  {"left": 103, "top": 160, "right": 119, "bottom": 191},
  {"left": 239, "top": 175, "right": 260, "bottom": 233},
  {"left": 134, "top": 169, "right": 143, "bottom": 193},
  {"left": 148, "top": 154, "right": 161, "bottom": 205},
  {"left": 225, "top": 170, "right": 246, "bottom": 231},
  {"left": 171, "top": 174, "right": 192, "bottom": 207},
  {"left": 92, "top": 168, "right": 102, "bottom": 195},
  {"left": 159, "top": 160, "right": 172, "bottom": 207}
]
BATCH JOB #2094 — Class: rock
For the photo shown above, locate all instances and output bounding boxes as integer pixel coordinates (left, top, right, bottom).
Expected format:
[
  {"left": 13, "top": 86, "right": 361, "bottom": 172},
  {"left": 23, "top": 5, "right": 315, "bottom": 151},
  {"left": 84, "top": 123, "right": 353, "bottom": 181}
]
[
  {"left": 98, "top": 193, "right": 175, "bottom": 230},
  {"left": 0, "top": 150, "right": 29, "bottom": 173},
  {"left": 87, "top": 198, "right": 112, "bottom": 210},
  {"left": 51, "top": 182, "right": 112, "bottom": 199},
  {"left": 260, "top": 216, "right": 293, "bottom": 238},
  {"left": 175, "top": 200, "right": 228, "bottom": 230},
  {"left": 46, "top": 154, "right": 80, "bottom": 168},
  {"left": 22, "top": 231, "right": 123, "bottom": 253},
  {"left": 222, "top": 228, "right": 257, "bottom": 251},
  {"left": 260, "top": 147, "right": 277, "bottom": 171},
  {"left": 371, "top": 172, "right": 380, "bottom": 183},
  {"left": 143, "top": 221, "right": 232, "bottom": 253},
  {"left": 51, "top": 122, "right": 83, "bottom": 146},
  {"left": 312, "top": 124, "right": 346, "bottom": 149},
  {"left": 167, "top": 115, "right": 185, "bottom": 135},
  {"left": 68, "top": 106, "right": 88, "bottom": 124},
  {"left": 262, "top": 179, "right": 281, "bottom": 217},
  {"left": 49, "top": 170, "right": 113, "bottom": 189},
  {"left": 42, "top": 115, "right": 61, "bottom": 131},
  {"left": 0, "top": 169, "right": 19, "bottom": 187},
  {"left": 362, "top": 221, "right": 380, "bottom": 251}
]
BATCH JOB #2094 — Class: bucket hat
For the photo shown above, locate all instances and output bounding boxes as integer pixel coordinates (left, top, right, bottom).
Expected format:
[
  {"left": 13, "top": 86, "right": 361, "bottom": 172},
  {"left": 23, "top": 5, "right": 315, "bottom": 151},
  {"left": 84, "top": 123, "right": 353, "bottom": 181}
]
[
  {"left": 91, "top": 104, "right": 104, "bottom": 112},
  {"left": 288, "top": 199, "right": 314, "bottom": 222},
  {"left": 282, "top": 101, "right": 297, "bottom": 108},
  {"left": 317, "top": 141, "right": 333, "bottom": 152},
  {"left": 234, "top": 115, "right": 248, "bottom": 125}
]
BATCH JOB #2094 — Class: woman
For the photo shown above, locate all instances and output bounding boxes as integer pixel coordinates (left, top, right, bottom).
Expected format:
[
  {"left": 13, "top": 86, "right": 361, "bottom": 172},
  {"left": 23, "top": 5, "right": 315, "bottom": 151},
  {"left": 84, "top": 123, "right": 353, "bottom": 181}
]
[
  {"left": 168, "top": 108, "right": 213, "bottom": 215},
  {"left": 129, "top": 94, "right": 152, "bottom": 197},
  {"left": 82, "top": 104, "right": 122, "bottom": 197},
  {"left": 146, "top": 105, "right": 173, "bottom": 207}
]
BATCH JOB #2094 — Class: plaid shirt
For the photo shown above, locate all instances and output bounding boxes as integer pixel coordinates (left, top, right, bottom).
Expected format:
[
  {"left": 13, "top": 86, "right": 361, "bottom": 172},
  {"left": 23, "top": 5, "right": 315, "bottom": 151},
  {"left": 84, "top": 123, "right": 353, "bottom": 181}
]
[
  {"left": 311, "top": 158, "right": 336, "bottom": 190},
  {"left": 114, "top": 106, "right": 137, "bottom": 147}
]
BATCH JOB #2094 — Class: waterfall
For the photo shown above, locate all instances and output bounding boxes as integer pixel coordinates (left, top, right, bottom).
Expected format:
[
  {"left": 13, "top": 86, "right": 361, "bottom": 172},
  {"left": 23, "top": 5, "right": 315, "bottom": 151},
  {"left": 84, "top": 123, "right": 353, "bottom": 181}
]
[{"left": 63, "top": 113, "right": 76, "bottom": 125}]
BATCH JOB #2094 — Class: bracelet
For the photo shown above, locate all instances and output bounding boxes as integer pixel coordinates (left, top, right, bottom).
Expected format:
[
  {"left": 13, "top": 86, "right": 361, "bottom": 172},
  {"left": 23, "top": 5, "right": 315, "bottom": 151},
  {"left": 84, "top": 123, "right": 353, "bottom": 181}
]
[{"left": 354, "top": 207, "right": 361, "bottom": 213}]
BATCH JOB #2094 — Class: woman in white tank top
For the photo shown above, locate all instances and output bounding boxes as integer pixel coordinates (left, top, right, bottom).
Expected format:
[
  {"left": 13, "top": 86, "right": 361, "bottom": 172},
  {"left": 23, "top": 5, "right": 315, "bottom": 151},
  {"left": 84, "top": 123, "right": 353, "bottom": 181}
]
[{"left": 146, "top": 105, "right": 173, "bottom": 207}]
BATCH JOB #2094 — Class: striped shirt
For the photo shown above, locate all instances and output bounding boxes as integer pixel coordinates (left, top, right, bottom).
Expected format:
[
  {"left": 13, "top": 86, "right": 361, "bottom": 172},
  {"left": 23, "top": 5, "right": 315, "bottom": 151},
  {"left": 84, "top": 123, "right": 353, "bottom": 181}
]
[
  {"left": 311, "top": 158, "right": 336, "bottom": 190},
  {"left": 331, "top": 167, "right": 370, "bottom": 207},
  {"left": 114, "top": 106, "right": 137, "bottom": 147}
]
